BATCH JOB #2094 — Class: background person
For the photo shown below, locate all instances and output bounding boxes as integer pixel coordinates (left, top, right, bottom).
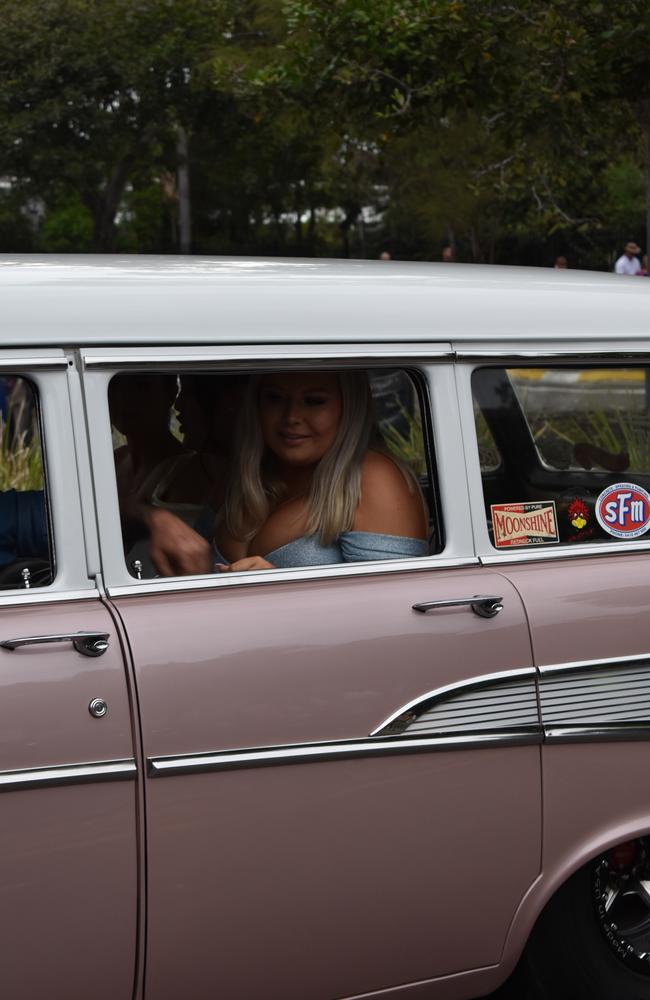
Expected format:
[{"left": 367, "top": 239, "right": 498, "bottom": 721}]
[
  {"left": 614, "top": 241, "right": 642, "bottom": 275},
  {"left": 109, "top": 372, "right": 212, "bottom": 576}
]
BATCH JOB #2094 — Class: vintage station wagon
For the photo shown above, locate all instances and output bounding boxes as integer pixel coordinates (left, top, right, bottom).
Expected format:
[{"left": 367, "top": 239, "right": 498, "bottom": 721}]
[{"left": 3, "top": 255, "right": 650, "bottom": 1000}]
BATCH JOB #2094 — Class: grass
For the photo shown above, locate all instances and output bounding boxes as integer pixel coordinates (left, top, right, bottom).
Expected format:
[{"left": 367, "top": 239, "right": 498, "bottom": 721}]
[
  {"left": 380, "top": 403, "right": 428, "bottom": 476},
  {"left": 529, "top": 408, "right": 650, "bottom": 471},
  {"left": 0, "top": 412, "right": 44, "bottom": 492},
  {"left": 474, "top": 406, "right": 501, "bottom": 470}
]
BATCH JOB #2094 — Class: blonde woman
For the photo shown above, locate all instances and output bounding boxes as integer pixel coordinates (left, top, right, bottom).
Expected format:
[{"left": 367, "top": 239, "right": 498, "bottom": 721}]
[{"left": 216, "top": 370, "right": 428, "bottom": 571}]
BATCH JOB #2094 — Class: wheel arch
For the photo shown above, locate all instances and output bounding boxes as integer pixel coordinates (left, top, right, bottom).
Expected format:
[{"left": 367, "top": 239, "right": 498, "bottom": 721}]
[{"left": 496, "top": 810, "right": 650, "bottom": 981}]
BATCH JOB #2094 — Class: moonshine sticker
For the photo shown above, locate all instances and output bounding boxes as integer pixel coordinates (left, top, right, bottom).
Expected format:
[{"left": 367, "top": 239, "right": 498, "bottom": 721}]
[
  {"left": 595, "top": 483, "right": 650, "bottom": 539},
  {"left": 491, "top": 501, "right": 559, "bottom": 548}
]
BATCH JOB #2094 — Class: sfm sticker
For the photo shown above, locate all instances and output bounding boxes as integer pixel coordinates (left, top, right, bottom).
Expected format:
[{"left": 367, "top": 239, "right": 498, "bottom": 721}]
[
  {"left": 491, "top": 501, "right": 559, "bottom": 548},
  {"left": 595, "top": 483, "right": 650, "bottom": 539}
]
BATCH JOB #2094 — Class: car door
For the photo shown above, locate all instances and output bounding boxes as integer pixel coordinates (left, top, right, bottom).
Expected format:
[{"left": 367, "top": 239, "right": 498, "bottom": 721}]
[
  {"left": 84, "top": 346, "right": 542, "bottom": 1000},
  {"left": 463, "top": 355, "right": 650, "bottom": 890},
  {"left": 0, "top": 352, "right": 138, "bottom": 1000}
]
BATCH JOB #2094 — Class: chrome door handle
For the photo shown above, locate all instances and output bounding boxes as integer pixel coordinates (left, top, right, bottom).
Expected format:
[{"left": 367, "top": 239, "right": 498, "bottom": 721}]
[
  {"left": 0, "top": 631, "right": 110, "bottom": 657},
  {"left": 412, "top": 595, "right": 504, "bottom": 619}
]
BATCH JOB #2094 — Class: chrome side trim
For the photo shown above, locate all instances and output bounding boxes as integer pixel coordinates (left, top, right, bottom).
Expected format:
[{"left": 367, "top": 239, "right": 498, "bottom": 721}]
[
  {"left": 539, "top": 654, "right": 650, "bottom": 731},
  {"left": 107, "top": 555, "right": 480, "bottom": 598},
  {"left": 546, "top": 724, "right": 650, "bottom": 744},
  {"left": 539, "top": 652, "right": 650, "bottom": 677},
  {"left": 371, "top": 668, "right": 537, "bottom": 736},
  {"left": 149, "top": 728, "right": 541, "bottom": 777},
  {"left": 0, "top": 758, "right": 136, "bottom": 792}
]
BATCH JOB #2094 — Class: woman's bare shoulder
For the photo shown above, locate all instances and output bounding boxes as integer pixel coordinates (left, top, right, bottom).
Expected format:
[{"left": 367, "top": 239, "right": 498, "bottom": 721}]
[{"left": 354, "top": 451, "right": 427, "bottom": 538}]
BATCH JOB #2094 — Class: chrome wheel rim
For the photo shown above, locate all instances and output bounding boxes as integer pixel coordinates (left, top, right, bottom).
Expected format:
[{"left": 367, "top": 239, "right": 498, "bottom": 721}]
[{"left": 594, "top": 838, "right": 650, "bottom": 975}]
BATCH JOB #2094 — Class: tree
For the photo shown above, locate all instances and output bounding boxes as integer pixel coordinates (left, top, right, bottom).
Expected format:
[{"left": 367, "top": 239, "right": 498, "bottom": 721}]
[
  {"left": 0, "top": 0, "right": 239, "bottom": 250},
  {"left": 276, "top": 1, "right": 650, "bottom": 254}
]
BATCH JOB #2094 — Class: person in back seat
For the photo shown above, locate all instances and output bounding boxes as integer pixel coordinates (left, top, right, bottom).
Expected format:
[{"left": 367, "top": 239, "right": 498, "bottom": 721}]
[{"left": 215, "top": 371, "right": 429, "bottom": 571}]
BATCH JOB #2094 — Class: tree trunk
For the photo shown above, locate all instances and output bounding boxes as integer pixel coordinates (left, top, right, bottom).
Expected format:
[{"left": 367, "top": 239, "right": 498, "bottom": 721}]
[
  {"left": 645, "top": 145, "right": 650, "bottom": 264},
  {"left": 92, "top": 153, "right": 133, "bottom": 251},
  {"left": 340, "top": 205, "right": 359, "bottom": 258},
  {"left": 307, "top": 204, "right": 316, "bottom": 253},
  {"left": 468, "top": 224, "right": 482, "bottom": 262},
  {"left": 637, "top": 98, "right": 650, "bottom": 260},
  {"left": 176, "top": 126, "right": 192, "bottom": 254},
  {"left": 357, "top": 211, "right": 367, "bottom": 258}
]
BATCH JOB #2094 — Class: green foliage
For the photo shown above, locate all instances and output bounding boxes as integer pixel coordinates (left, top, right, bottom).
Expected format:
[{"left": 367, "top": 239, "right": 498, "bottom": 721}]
[
  {"left": 602, "top": 158, "right": 646, "bottom": 234},
  {"left": 114, "top": 181, "right": 172, "bottom": 253},
  {"left": 0, "top": 1, "right": 649, "bottom": 262},
  {"left": 0, "top": 190, "right": 36, "bottom": 252},
  {"left": 0, "top": 414, "right": 43, "bottom": 492},
  {"left": 381, "top": 404, "right": 427, "bottom": 476},
  {"left": 41, "top": 194, "right": 93, "bottom": 251}
]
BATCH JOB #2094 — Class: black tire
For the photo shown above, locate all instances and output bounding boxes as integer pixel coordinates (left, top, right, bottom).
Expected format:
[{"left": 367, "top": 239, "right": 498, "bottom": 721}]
[{"left": 524, "top": 852, "right": 650, "bottom": 1000}]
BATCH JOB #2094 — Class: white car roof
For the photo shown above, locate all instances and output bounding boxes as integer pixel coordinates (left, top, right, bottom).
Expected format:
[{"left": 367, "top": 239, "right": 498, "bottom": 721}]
[{"left": 1, "top": 254, "right": 649, "bottom": 347}]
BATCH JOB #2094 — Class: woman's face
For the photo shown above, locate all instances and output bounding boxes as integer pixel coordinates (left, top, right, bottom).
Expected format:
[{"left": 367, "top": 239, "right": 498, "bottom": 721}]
[{"left": 258, "top": 372, "right": 342, "bottom": 467}]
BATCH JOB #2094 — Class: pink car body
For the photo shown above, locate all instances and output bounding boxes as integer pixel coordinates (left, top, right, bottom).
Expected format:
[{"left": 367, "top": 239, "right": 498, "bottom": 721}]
[{"left": 1, "top": 256, "right": 650, "bottom": 999}]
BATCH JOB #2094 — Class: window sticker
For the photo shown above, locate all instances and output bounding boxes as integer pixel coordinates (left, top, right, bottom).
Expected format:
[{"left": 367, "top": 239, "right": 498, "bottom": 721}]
[
  {"left": 564, "top": 497, "right": 595, "bottom": 544},
  {"left": 595, "top": 483, "right": 650, "bottom": 539},
  {"left": 491, "top": 501, "right": 559, "bottom": 548}
]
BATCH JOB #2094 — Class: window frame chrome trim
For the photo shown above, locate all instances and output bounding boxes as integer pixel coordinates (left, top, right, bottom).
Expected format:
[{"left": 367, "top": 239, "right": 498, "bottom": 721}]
[
  {"left": 370, "top": 667, "right": 537, "bottom": 736},
  {"left": 0, "top": 363, "right": 95, "bottom": 596},
  {"left": 148, "top": 728, "right": 542, "bottom": 777},
  {"left": 84, "top": 355, "right": 476, "bottom": 589},
  {"left": 455, "top": 350, "right": 650, "bottom": 363},
  {"left": 0, "top": 758, "right": 137, "bottom": 791},
  {"left": 0, "top": 357, "right": 69, "bottom": 371},
  {"left": 457, "top": 357, "right": 650, "bottom": 565},
  {"left": 83, "top": 344, "right": 454, "bottom": 369},
  {"left": 105, "top": 555, "right": 481, "bottom": 599}
]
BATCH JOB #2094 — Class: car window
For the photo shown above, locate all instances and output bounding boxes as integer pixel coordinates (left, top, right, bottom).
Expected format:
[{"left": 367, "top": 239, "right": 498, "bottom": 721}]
[
  {"left": 108, "top": 367, "right": 436, "bottom": 578},
  {"left": 472, "top": 366, "right": 650, "bottom": 549},
  {"left": 474, "top": 401, "right": 501, "bottom": 472},
  {"left": 0, "top": 375, "right": 53, "bottom": 588}
]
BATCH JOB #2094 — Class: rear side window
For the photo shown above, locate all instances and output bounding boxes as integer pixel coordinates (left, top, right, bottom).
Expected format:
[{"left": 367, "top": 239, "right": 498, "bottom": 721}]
[
  {"left": 0, "top": 376, "right": 53, "bottom": 588},
  {"left": 107, "top": 367, "right": 437, "bottom": 579},
  {"left": 472, "top": 366, "right": 650, "bottom": 549}
]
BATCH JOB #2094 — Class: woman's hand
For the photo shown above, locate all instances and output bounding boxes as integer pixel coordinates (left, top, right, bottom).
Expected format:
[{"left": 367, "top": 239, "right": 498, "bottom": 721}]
[
  {"left": 144, "top": 508, "right": 213, "bottom": 576},
  {"left": 217, "top": 556, "right": 274, "bottom": 572}
]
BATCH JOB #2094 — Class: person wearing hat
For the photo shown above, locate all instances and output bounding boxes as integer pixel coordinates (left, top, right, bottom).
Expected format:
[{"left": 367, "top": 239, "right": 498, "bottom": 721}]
[{"left": 615, "top": 241, "right": 642, "bottom": 275}]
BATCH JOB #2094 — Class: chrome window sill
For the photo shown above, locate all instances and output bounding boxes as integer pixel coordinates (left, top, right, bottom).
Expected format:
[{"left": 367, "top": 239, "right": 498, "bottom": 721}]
[
  {"left": 106, "top": 554, "right": 480, "bottom": 598},
  {"left": 480, "top": 539, "right": 650, "bottom": 565},
  {"left": 0, "top": 586, "right": 98, "bottom": 607}
]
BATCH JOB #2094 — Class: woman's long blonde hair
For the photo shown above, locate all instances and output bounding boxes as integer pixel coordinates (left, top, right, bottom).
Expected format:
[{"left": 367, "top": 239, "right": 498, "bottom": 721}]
[{"left": 225, "top": 371, "right": 379, "bottom": 545}]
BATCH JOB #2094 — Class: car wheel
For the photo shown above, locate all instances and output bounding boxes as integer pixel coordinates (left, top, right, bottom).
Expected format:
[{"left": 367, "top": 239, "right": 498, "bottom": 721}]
[{"left": 524, "top": 838, "right": 650, "bottom": 999}]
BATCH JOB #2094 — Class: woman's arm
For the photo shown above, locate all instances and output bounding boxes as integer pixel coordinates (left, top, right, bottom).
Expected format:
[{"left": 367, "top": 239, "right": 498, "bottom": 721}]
[{"left": 353, "top": 452, "right": 428, "bottom": 538}]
